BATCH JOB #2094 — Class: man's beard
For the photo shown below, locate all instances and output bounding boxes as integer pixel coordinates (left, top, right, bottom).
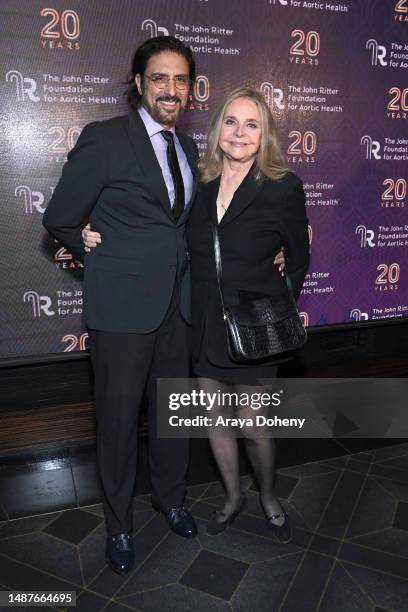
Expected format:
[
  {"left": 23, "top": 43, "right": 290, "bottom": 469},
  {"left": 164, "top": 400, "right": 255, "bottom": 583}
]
[{"left": 143, "top": 94, "right": 184, "bottom": 127}]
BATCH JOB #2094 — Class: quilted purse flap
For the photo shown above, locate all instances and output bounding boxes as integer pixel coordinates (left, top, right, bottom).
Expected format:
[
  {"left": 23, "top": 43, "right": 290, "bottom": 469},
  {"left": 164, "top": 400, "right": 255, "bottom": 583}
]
[{"left": 226, "top": 294, "right": 299, "bottom": 326}]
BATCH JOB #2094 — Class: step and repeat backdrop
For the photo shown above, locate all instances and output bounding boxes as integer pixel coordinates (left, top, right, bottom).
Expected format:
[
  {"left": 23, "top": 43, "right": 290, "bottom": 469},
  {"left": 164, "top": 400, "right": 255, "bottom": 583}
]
[{"left": 1, "top": 0, "right": 407, "bottom": 359}]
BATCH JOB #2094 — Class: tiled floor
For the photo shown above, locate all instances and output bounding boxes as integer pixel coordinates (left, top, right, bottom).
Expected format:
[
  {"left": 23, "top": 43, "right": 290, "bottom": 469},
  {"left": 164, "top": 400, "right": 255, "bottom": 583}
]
[{"left": 1, "top": 443, "right": 408, "bottom": 611}]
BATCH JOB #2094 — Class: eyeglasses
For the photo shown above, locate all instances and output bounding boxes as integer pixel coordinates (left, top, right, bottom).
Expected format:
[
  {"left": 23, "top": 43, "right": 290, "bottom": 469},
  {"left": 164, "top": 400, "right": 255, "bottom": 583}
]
[{"left": 144, "top": 74, "right": 191, "bottom": 91}]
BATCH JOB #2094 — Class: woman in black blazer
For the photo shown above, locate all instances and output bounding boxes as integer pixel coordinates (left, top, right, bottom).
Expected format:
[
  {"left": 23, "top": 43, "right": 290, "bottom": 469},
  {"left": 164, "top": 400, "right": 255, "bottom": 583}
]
[
  {"left": 83, "top": 86, "right": 309, "bottom": 542},
  {"left": 186, "top": 87, "right": 309, "bottom": 541}
]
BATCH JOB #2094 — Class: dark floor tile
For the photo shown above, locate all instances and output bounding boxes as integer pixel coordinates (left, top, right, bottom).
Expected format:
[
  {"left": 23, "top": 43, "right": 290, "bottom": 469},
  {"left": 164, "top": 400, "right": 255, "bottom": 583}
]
[
  {"left": 374, "top": 442, "right": 408, "bottom": 463},
  {"left": 350, "top": 528, "right": 408, "bottom": 558},
  {"left": 186, "top": 482, "right": 213, "bottom": 499},
  {"left": 77, "top": 520, "right": 109, "bottom": 586},
  {"left": 103, "top": 603, "right": 137, "bottom": 612},
  {"left": 0, "top": 462, "right": 76, "bottom": 519},
  {"left": 336, "top": 439, "right": 394, "bottom": 455},
  {"left": 279, "top": 462, "right": 339, "bottom": 478},
  {"left": 342, "top": 560, "right": 408, "bottom": 611},
  {"left": 276, "top": 438, "right": 347, "bottom": 467},
  {"left": 81, "top": 503, "right": 105, "bottom": 518},
  {"left": 201, "top": 481, "right": 225, "bottom": 499},
  {"left": 190, "top": 500, "right": 220, "bottom": 521},
  {"left": 351, "top": 451, "right": 374, "bottom": 463},
  {"left": 104, "top": 602, "right": 139, "bottom": 612},
  {"left": 346, "top": 477, "right": 396, "bottom": 538},
  {"left": 70, "top": 589, "right": 111, "bottom": 612},
  {"left": 0, "top": 553, "right": 78, "bottom": 592},
  {"left": 318, "top": 561, "right": 372, "bottom": 612},
  {"left": 0, "top": 512, "right": 62, "bottom": 539},
  {"left": 0, "top": 532, "right": 82, "bottom": 585},
  {"left": 250, "top": 473, "right": 299, "bottom": 500},
  {"left": 379, "top": 456, "right": 408, "bottom": 474},
  {"left": 44, "top": 509, "right": 103, "bottom": 544},
  {"left": 119, "top": 583, "right": 230, "bottom": 611},
  {"left": 339, "top": 542, "right": 408, "bottom": 579},
  {"left": 346, "top": 459, "right": 371, "bottom": 475},
  {"left": 71, "top": 453, "right": 103, "bottom": 507},
  {"left": 371, "top": 475, "right": 408, "bottom": 503},
  {"left": 309, "top": 533, "right": 341, "bottom": 557},
  {"left": 180, "top": 549, "right": 248, "bottom": 600},
  {"left": 232, "top": 552, "right": 304, "bottom": 612},
  {"left": 371, "top": 464, "right": 408, "bottom": 483},
  {"left": 394, "top": 502, "right": 408, "bottom": 531},
  {"left": 83, "top": 500, "right": 150, "bottom": 517},
  {"left": 318, "top": 470, "right": 366, "bottom": 538},
  {"left": 318, "top": 456, "right": 349, "bottom": 470},
  {"left": 87, "top": 513, "right": 168, "bottom": 598},
  {"left": 117, "top": 531, "right": 199, "bottom": 595},
  {"left": 290, "top": 471, "right": 341, "bottom": 531},
  {"left": 280, "top": 551, "right": 335, "bottom": 612}
]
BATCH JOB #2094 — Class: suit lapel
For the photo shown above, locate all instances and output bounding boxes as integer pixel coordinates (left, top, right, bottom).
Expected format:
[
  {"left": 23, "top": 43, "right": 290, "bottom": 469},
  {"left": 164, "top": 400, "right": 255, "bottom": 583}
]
[
  {"left": 221, "top": 167, "right": 261, "bottom": 227},
  {"left": 203, "top": 175, "right": 221, "bottom": 226},
  {"left": 126, "top": 111, "right": 174, "bottom": 222},
  {"left": 204, "top": 167, "right": 261, "bottom": 228},
  {"left": 176, "top": 128, "right": 199, "bottom": 223}
]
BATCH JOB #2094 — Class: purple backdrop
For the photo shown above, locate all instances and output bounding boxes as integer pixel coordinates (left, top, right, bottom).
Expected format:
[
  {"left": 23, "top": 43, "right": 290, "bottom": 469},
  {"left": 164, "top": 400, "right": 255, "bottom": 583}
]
[{"left": 1, "top": 0, "right": 407, "bottom": 359}]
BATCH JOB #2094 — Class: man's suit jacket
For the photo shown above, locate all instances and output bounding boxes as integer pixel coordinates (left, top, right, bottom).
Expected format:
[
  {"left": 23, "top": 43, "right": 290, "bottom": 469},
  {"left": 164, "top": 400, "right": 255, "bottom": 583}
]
[
  {"left": 186, "top": 169, "right": 310, "bottom": 367},
  {"left": 43, "top": 111, "right": 198, "bottom": 333}
]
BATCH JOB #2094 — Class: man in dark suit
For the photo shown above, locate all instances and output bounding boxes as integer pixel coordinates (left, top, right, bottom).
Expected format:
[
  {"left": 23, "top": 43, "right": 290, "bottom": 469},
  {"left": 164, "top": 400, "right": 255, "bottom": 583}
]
[{"left": 43, "top": 36, "right": 199, "bottom": 575}]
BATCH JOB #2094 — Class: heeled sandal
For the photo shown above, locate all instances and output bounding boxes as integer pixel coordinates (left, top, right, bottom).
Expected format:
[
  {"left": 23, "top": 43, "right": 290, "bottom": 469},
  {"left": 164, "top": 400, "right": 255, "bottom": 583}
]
[
  {"left": 266, "top": 511, "right": 292, "bottom": 543},
  {"left": 206, "top": 493, "right": 247, "bottom": 536}
]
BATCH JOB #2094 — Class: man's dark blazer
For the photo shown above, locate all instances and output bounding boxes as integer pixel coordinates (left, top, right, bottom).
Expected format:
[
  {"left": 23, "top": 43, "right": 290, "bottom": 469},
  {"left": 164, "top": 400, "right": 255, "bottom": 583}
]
[
  {"left": 43, "top": 111, "right": 198, "bottom": 333},
  {"left": 186, "top": 169, "right": 310, "bottom": 367}
]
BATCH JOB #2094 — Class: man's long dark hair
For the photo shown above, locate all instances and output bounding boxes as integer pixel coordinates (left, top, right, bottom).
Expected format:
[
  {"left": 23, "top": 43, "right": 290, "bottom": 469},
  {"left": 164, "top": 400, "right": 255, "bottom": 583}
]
[{"left": 125, "top": 36, "right": 196, "bottom": 110}]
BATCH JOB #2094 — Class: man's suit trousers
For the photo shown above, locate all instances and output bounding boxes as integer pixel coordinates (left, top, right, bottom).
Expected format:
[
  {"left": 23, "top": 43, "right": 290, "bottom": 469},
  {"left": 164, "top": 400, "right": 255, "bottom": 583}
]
[{"left": 88, "top": 284, "right": 190, "bottom": 535}]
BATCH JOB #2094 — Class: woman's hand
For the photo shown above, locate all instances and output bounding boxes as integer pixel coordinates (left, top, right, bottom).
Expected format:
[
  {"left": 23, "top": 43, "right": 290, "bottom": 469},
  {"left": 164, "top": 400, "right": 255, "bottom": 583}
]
[
  {"left": 274, "top": 248, "right": 285, "bottom": 276},
  {"left": 82, "top": 224, "right": 102, "bottom": 253}
]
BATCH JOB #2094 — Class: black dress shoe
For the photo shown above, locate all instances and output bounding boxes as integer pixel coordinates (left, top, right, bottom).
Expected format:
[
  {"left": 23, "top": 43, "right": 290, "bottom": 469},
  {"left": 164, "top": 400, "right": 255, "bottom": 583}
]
[
  {"left": 106, "top": 533, "right": 135, "bottom": 575},
  {"left": 266, "top": 511, "right": 292, "bottom": 543},
  {"left": 206, "top": 494, "right": 246, "bottom": 536},
  {"left": 152, "top": 500, "right": 197, "bottom": 538}
]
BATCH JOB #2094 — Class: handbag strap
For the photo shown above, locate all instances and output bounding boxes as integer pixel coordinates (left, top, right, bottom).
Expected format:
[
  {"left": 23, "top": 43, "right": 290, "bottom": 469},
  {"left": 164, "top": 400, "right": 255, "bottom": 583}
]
[
  {"left": 212, "top": 224, "right": 227, "bottom": 316},
  {"left": 212, "top": 224, "right": 295, "bottom": 308}
]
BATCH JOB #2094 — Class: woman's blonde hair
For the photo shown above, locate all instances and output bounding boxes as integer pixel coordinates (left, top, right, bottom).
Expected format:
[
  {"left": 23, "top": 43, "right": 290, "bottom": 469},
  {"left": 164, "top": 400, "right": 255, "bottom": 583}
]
[{"left": 198, "top": 86, "right": 288, "bottom": 183}]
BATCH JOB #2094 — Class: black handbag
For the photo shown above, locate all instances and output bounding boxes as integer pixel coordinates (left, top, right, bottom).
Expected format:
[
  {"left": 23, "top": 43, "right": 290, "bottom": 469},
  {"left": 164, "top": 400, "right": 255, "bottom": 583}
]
[{"left": 212, "top": 224, "right": 307, "bottom": 362}]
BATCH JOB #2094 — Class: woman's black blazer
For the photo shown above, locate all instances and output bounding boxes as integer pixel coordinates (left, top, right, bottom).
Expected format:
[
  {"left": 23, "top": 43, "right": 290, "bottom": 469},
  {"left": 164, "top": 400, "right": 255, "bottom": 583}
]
[{"left": 186, "top": 168, "right": 310, "bottom": 367}]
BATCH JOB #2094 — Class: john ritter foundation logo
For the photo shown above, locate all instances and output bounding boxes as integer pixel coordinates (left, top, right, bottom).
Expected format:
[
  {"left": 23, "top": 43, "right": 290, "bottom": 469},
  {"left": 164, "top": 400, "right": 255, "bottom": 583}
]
[
  {"left": 361, "top": 135, "right": 381, "bottom": 160},
  {"left": 5, "top": 71, "right": 40, "bottom": 102},
  {"left": 40, "top": 8, "right": 80, "bottom": 50},
  {"left": 14, "top": 185, "right": 47, "bottom": 214},
  {"left": 260, "top": 82, "right": 285, "bottom": 110}
]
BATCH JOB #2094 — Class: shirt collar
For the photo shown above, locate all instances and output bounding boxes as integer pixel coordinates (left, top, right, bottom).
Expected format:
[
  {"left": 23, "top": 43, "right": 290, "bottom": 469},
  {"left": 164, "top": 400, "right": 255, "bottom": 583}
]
[{"left": 138, "top": 105, "right": 176, "bottom": 138}]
